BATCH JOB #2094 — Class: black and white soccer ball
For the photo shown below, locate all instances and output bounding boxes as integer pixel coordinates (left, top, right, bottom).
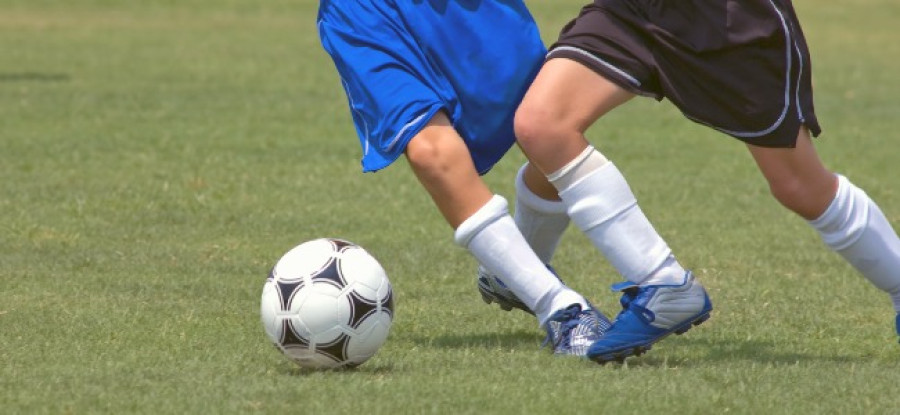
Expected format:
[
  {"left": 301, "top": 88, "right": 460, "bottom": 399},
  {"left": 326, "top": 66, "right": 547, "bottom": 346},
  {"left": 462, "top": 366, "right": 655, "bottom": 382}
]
[{"left": 260, "top": 238, "right": 394, "bottom": 369}]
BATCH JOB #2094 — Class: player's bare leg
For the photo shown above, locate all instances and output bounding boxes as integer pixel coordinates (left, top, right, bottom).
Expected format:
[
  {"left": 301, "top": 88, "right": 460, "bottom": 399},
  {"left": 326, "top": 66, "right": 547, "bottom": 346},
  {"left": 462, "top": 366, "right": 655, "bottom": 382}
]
[
  {"left": 748, "top": 128, "right": 900, "bottom": 341},
  {"left": 746, "top": 128, "right": 835, "bottom": 220},
  {"left": 515, "top": 59, "right": 631, "bottom": 175},
  {"left": 515, "top": 58, "right": 712, "bottom": 363},
  {"left": 405, "top": 112, "right": 493, "bottom": 229}
]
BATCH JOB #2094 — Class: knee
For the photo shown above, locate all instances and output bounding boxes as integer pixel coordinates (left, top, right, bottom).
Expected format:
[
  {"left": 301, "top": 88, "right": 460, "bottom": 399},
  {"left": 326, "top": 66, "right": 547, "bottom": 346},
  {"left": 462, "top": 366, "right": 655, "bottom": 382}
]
[
  {"left": 768, "top": 177, "right": 806, "bottom": 210},
  {"left": 766, "top": 174, "right": 836, "bottom": 219},
  {"left": 405, "top": 137, "right": 446, "bottom": 176},
  {"left": 514, "top": 103, "right": 564, "bottom": 153}
]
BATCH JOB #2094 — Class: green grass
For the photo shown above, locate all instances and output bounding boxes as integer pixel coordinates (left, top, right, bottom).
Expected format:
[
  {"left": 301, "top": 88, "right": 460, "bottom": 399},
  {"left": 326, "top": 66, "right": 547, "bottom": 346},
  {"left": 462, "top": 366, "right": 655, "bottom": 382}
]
[{"left": 2, "top": 0, "right": 899, "bottom": 413}]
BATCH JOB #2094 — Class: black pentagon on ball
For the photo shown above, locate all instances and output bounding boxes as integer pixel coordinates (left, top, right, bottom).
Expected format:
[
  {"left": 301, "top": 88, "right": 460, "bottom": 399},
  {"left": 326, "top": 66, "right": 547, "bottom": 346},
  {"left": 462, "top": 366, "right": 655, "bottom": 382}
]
[
  {"left": 346, "top": 291, "right": 378, "bottom": 329},
  {"left": 309, "top": 256, "right": 345, "bottom": 288},
  {"left": 315, "top": 332, "right": 353, "bottom": 365},
  {"left": 280, "top": 319, "right": 310, "bottom": 347},
  {"left": 327, "top": 238, "right": 356, "bottom": 252},
  {"left": 275, "top": 279, "right": 305, "bottom": 311},
  {"left": 382, "top": 288, "right": 394, "bottom": 318}
]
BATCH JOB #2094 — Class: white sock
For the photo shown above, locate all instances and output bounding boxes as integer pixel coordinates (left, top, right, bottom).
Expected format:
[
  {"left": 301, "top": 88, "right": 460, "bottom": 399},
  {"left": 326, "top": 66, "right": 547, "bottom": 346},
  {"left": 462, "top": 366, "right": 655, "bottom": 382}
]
[
  {"left": 455, "top": 195, "right": 588, "bottom": 325},
  {"left": 549, "top": 147, "right": 685, "bottom": 285},
  {"left": 514, "top": 163, "right": 570, "bottom": 264},
  {"left": 809, "top": 175, "right": 900, "bottom": 312}
]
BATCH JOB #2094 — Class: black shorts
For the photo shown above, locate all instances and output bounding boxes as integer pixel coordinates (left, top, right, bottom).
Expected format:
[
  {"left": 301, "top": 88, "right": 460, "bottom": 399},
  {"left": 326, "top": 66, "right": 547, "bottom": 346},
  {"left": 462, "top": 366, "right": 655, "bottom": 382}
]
[{"left": 548, "top": 0, "right": 821, "bottom": 147}]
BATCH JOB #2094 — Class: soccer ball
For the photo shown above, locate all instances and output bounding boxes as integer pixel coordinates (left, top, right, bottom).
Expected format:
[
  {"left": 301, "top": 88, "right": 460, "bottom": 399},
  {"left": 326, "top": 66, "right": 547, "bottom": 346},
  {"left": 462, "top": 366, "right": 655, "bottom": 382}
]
[{"left": 260, "top": 238, "right": 394, "bottom": 369}]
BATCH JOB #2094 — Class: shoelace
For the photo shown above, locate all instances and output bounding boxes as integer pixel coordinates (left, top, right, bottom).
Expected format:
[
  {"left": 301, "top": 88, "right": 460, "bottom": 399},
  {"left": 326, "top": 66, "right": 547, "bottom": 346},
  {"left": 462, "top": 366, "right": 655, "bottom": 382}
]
[
  {"left": 542, "top": 306, "right": 582, "bottom": 350},
  {"left": 609, "top": 286, "right": 656, "bottom": 327},
  {"left": 618, "top": 286, "right": 639, "bottom": 310}
]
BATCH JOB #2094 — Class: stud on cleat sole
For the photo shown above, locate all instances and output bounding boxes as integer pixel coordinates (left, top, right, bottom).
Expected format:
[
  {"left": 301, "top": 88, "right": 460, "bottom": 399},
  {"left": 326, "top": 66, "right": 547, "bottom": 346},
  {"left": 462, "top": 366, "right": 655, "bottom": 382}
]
[{"left": 589, "top": 312, "right": 711, "bottom": 365}]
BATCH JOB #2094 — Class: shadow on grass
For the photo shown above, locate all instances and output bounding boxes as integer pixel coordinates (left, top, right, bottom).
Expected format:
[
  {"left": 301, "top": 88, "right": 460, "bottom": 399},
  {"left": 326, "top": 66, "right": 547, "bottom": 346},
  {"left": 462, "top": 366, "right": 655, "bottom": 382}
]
[
  {"left": 412, "top": 329, "right": 541, "bottom": 350},
  {"left": 593, "top": 336, "right": 870, "bottom": 369},
  {"left": 271, "top": 331, "right": 540, "bottom": 377},
  {"left": 279, "top": 362, "right": 396, "bottom": 377},
  {"left": 410, "top": 330, "right": 873, "bottom": 369}
]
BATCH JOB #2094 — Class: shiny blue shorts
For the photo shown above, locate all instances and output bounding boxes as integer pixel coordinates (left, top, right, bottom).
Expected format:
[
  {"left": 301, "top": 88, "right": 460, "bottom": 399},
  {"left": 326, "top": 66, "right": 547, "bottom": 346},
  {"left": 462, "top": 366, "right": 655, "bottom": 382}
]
[{"left": 317, "top": 0, "right": 546, "bottom": 173}]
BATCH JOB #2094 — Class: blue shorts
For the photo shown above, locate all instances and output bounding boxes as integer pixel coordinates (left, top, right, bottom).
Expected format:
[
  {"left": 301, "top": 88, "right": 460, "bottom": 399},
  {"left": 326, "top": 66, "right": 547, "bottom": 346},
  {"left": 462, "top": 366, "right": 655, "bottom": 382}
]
[{"left": 317, "top": 0, "right": 546, "bottom": 173}]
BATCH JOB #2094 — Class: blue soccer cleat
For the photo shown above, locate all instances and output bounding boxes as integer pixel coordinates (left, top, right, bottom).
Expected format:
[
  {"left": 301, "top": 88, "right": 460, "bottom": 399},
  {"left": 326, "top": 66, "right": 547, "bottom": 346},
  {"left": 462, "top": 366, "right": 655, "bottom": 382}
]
[
  {"left": 544, "top": 304, "right": 612, "bottom": 356},
  {"left": 476, "top": 265, "right": 562, "bottom": 315},
  {"left": 587, "top": 271, "right": 712, "bottom": 364}
]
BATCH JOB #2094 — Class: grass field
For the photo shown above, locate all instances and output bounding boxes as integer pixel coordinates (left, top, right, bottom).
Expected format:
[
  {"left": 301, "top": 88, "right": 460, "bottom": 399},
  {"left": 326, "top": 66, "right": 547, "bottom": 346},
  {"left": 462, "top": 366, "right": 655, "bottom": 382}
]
[{"left": 2, "top": 1, "right": 899, "bottom": 413}]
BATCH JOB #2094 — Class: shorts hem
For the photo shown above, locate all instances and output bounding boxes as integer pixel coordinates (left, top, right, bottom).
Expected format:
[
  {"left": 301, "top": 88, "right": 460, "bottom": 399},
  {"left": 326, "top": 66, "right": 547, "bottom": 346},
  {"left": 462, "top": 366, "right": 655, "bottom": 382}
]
[{"left": 547, "top": 46, "right": 661, "bottom": 100}]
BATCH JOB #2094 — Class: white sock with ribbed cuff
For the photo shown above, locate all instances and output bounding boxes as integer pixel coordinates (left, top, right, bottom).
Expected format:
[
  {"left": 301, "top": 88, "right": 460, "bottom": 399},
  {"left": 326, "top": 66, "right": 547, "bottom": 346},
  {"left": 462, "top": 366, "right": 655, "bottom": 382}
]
[
  {"left": 809, "top": 174, "right": 900, "bottom": 312},
  {"left": 514, "top": 163, "right": 570, "bottom": 264},
  {"left": 548, "top": 147, "right": 686, "bottom": 285}
]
